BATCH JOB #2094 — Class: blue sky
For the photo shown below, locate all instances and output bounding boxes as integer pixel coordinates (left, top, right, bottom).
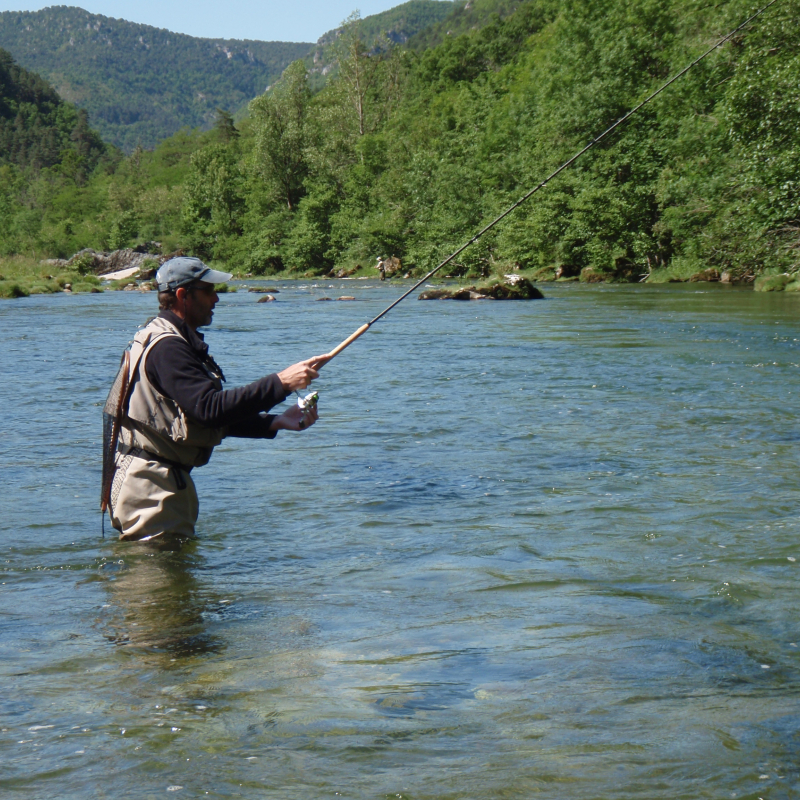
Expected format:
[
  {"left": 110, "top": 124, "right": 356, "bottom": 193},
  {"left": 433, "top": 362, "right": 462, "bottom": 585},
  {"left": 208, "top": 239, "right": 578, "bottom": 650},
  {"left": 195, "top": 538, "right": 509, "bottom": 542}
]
[{"left": 0, "top": 1, "right": 426, "bottom": 42}]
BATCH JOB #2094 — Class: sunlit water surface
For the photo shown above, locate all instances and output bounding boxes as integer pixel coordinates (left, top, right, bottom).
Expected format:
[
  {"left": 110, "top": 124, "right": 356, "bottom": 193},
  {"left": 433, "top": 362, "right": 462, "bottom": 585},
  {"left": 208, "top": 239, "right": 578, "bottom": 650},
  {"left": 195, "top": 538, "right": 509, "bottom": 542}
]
[{"left": 1, "top": 280, "right": 799, "bottom": 799}]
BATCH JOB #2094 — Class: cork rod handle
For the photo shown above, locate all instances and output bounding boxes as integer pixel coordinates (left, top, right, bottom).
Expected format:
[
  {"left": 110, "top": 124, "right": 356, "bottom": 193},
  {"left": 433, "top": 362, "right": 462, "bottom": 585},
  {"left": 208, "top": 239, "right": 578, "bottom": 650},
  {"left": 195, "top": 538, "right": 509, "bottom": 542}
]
[{"left": 322, "top": 323, "right": 370, "bottom": 364}]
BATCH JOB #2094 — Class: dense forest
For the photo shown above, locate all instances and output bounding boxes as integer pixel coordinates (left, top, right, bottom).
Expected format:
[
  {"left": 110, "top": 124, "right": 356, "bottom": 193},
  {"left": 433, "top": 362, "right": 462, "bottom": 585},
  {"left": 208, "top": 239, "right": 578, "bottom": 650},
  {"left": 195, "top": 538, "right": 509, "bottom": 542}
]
[
  {"left": 0, "top": 6, "right": 312, "bottom": 151},
  {"left": 1, "top": 0, "right": 799, "bottom": 284}
]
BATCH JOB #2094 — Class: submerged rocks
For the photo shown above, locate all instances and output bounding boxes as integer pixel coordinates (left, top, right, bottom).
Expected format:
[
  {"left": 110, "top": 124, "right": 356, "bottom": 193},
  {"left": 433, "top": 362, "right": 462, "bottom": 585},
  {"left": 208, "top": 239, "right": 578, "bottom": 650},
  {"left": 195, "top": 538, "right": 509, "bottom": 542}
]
[
  {"left": 485, "top": 276, "right": 544, "bottom": 299},
  {"left": 419, "top": 276, "right": 543, "bottom": 300},
  {"left": 417, "top": 289, "right": 452, "bottom": 300}
]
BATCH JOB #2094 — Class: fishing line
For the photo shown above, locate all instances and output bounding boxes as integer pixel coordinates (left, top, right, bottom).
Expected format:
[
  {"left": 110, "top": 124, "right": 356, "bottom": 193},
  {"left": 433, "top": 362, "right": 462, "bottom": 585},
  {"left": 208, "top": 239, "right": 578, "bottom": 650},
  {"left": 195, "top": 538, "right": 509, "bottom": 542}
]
[{"left": 310, "top": 0, "right": 779, "bottom": 368}]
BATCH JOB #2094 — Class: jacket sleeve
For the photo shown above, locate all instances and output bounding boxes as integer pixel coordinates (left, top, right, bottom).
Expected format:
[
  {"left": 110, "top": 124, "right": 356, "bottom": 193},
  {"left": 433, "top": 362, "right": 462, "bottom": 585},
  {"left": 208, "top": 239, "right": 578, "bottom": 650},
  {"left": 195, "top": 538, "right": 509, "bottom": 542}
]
[
  {"left": 145, "top": 335, "right": 289, "bottom": 428},
  {"left": 227, "top": 414, "right": 279, "bottom": 439}
]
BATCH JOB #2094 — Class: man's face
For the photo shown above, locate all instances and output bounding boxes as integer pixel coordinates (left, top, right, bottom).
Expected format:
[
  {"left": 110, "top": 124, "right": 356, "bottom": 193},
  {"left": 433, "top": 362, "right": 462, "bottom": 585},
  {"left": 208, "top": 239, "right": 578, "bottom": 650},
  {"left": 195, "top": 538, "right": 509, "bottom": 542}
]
[{"left": 182, "top": 281, "right": 218, "bottom": 329}]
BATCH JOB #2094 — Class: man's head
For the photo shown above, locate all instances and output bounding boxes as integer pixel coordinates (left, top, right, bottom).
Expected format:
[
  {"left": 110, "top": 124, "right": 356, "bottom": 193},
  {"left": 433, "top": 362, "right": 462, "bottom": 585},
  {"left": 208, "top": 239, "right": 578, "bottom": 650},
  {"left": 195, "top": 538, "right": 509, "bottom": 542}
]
[{"left": 156, "top": 257, "right": 232, "bottom": 330}]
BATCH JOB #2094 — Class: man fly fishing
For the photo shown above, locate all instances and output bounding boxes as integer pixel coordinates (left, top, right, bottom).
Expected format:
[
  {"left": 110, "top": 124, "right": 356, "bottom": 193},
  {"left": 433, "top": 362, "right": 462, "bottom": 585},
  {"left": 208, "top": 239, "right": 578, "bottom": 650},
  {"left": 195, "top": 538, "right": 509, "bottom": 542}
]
[
  {"left": 100, "top": 0, "right": 777, "bottom": 545},
  {"left": 101, "top": 256, "right": 328, "bottom": 544}
]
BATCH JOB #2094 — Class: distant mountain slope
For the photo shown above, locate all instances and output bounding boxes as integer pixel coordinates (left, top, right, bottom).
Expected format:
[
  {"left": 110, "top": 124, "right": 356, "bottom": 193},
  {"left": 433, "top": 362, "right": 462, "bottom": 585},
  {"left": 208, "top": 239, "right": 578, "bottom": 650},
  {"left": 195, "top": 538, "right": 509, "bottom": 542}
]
[
  {"left": 306, "top": 0, "right": 454, "bottom": 87},
  {"left": 0, "top": 46, "right": 110, "bottom": 175},
  {"left": 0, "top": 6, "right": 311, "bottom": 152}
]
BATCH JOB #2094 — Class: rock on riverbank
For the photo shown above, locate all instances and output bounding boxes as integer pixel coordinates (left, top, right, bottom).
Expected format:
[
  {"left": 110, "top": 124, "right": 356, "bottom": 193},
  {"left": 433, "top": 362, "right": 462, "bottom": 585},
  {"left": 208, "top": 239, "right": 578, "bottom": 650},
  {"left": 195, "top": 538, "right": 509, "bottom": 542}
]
[{"left": 41, "top": 245, "right": 177, "bottom": 283}]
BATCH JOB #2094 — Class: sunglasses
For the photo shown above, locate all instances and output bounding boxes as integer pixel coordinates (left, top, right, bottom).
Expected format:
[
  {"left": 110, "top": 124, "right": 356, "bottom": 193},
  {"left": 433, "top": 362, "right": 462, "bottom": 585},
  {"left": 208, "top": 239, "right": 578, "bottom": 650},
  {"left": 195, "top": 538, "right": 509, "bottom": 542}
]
[{"left": 185, "top": 283, "right": 217, "bottom": 295}]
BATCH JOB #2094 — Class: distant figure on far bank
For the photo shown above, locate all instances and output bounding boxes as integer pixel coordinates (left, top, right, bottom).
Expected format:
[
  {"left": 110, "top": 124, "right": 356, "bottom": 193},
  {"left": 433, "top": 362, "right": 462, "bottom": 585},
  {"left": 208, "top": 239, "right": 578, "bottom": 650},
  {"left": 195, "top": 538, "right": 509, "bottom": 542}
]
[
  {"left": 101, "top": 256, "right": 329, "bottom": 546},
  {"left": 375, "top": 255, "right": 401, "bottom": 281}
]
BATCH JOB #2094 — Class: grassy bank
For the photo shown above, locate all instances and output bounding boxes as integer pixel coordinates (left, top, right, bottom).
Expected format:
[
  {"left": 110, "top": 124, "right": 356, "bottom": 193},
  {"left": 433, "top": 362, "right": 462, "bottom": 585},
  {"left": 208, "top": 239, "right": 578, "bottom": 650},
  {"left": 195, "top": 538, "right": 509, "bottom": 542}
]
[{"left": 0, "top": 255, "right": 103, "bottom": 299}]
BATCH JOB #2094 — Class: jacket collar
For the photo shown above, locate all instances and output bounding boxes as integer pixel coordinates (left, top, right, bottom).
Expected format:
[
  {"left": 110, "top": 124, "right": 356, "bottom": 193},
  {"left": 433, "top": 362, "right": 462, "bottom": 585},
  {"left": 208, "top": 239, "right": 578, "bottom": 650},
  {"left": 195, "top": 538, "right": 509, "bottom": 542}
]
[{"left": 159, "top": 309, "right": 208, "bottom": 355}]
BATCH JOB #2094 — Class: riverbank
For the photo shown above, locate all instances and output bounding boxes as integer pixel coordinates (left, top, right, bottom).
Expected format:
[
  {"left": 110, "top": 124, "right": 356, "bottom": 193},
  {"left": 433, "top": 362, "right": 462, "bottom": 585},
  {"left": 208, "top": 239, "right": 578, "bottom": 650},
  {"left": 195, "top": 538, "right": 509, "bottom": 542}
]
[{"left": 3, "top": 251, "right": 798, "bottom": 300}]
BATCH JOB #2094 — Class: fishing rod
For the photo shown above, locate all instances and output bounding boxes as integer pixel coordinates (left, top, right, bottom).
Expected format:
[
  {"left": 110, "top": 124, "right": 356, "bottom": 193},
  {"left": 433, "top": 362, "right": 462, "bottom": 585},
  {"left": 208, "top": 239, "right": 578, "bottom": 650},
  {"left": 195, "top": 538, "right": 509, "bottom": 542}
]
[{"left": 314, "top": 0, "right": 779, "bottom": 368}]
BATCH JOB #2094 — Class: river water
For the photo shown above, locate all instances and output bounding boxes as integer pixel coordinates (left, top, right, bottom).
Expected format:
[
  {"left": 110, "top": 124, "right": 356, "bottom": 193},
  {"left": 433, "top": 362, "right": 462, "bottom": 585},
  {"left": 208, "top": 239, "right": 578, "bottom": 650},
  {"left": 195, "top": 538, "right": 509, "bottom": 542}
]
[{"left": 1, "top": 280, "right": 799, "bottom": 799}]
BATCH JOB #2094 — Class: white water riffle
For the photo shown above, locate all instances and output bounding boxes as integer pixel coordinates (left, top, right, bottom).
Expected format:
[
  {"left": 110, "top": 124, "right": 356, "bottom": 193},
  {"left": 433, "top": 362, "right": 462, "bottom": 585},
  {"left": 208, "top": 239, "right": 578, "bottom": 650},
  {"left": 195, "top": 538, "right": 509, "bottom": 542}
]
[{"left": 1, "top": 281, "right": 799, "bottom": 798}]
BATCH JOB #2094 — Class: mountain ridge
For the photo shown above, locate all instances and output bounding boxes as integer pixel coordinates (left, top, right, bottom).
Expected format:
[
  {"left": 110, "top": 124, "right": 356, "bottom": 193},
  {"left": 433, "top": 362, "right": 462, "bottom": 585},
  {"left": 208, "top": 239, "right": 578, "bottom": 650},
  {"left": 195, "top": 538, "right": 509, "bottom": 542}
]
[{"left": 0, "top": 5, "right": 312, "bottom": 151}]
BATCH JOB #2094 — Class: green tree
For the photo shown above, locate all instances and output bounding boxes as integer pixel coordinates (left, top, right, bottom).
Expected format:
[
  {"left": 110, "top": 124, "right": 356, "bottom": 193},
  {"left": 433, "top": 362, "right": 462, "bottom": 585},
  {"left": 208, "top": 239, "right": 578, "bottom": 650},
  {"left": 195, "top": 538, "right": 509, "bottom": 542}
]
[
  {"left": 181, "top": 143, "right": 245, "bottom": 259},
  {"left": 249, "top": 61, "right": 310, "bottom": 211}
]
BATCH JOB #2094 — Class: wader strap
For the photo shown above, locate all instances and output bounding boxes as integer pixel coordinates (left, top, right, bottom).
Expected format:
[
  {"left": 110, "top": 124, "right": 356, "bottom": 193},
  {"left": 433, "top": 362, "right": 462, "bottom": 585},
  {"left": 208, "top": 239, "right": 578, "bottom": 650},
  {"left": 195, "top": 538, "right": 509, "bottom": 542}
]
[{"left": 121, "top": 445, "right": 193, "bottom": 490}]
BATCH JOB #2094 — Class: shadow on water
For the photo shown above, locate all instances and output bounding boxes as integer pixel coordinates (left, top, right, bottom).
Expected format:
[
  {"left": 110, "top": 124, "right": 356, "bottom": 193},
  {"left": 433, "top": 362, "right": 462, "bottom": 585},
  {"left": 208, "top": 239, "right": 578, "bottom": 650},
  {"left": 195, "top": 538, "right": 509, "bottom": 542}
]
[{"left": 97, "top": 540, "right": 224, "bottom": 663}]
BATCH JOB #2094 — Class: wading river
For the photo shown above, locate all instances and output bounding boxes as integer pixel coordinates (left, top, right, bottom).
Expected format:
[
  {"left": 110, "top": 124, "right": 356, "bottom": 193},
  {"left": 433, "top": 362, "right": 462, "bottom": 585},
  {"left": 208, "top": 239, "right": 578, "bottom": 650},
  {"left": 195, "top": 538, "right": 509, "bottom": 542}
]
[{"left": 1, "top": 280, "right": 799, "bottom": 799}]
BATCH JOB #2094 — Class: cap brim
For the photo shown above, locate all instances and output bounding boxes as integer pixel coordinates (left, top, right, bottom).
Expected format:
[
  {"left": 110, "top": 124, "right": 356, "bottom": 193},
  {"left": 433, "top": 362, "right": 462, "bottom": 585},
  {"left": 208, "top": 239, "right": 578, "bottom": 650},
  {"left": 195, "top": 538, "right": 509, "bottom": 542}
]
[{"left": 200, "top": 268, "right": 233, "bottom": 285}]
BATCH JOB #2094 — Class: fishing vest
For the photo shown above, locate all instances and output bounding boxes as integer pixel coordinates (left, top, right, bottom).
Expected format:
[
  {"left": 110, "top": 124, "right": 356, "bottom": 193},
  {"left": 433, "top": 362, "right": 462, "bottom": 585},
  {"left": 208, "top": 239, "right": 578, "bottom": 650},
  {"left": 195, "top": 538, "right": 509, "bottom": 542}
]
[{"left": 119, "top": 316, "right": 225, "bottom": 468}]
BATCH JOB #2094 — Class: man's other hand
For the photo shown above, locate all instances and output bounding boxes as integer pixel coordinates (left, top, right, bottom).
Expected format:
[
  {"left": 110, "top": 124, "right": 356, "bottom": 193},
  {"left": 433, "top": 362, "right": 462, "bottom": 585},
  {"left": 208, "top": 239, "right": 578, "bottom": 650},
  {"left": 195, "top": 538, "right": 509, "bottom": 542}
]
[{"left": 269, "top": 402, "right": 319, "bottom": 432}]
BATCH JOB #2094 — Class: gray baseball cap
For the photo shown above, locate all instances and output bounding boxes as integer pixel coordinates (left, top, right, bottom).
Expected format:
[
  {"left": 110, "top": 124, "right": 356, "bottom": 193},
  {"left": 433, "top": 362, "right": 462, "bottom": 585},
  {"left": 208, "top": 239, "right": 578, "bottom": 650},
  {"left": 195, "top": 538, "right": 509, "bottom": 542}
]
[{"left": 155, "top": 257, "right": 232, "bottom": 291}]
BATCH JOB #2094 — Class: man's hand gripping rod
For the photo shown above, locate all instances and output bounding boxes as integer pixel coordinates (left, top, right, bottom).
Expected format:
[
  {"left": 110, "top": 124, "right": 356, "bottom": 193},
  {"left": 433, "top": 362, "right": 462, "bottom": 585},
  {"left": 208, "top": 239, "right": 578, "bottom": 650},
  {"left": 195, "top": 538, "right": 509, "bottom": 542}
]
[{"left": 293, "top": 323, "right": 371, "bottom": 415}]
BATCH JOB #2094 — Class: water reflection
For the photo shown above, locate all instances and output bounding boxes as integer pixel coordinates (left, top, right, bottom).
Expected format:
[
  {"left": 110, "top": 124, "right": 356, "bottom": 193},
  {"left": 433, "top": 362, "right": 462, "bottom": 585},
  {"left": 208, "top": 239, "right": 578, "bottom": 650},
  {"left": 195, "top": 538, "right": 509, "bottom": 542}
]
[{"left": 100, "top": 541, "right": 223, "bottom": 662}]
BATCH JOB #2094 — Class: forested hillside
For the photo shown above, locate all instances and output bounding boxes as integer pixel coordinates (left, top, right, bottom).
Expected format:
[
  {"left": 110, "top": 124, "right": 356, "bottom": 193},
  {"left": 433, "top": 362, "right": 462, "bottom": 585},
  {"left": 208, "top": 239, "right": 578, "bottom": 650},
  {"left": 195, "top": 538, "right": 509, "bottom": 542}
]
[
  {"left": 2, "top": 0, "right": 798, "bottom": 284},
  {"left": 408, "top": 0, "right": 527, "bottom": 49},
  {"left": 0, "top": 46, "right": 119, "bottom": 254},
  {"left": 0, "top": 47, "right": 112, "bottom": 173},
  {"left": 0, "top": 6, "right": 311, "bottom": 151},
  {"left": 307, "top": 0, "right": 453, "bottom": 88}
]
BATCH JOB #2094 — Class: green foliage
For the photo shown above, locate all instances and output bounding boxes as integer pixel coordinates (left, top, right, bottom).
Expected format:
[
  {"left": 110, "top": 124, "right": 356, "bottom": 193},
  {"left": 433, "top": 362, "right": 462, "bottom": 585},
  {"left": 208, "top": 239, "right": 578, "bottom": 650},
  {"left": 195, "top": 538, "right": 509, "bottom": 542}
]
[
  {"left": 1, "top": 49, "right": 208, "bottom": 259},
  {"left": 68, "top": 252, "right": 96, "bottom": 275},
  {"left": 0, "top": 256, "right": 104, "bottom": 299},
  {"left": 181, "top": 142, "right": 245, "bottom": 260},
  {"left": 754, "top": 273, "right": 792, "bottom": 292},
  {"left": 2, "top": 0, "right": 799, "bottom": 286},
  {"left": 235, "top": 209, "right": 295, "bottom": 274},
  {"left": 250, "top": 61, "right": 311, "bottom": 210},
  {"left": 0, "top": 281, "right": 30, "bottom": 298}
]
